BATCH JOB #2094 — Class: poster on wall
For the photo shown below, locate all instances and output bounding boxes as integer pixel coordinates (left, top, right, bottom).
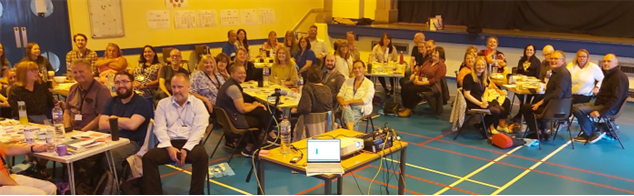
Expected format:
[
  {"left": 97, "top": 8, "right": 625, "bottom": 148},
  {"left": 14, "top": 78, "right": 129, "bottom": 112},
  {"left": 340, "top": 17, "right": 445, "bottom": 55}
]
[
  {"left": 165, "top": 0, "right": 188, "bottom": 9},
  {"left": 87, "top": 0, "right": 125, "bottom": 38},
  {"left": 174, "top": 10, "right": 196, "bottom": 29},
  {"left": 240, "top": 9, "right": 258, "bottom": 26},
  {"left": 258, "top": 8, "right": 275, "bottom": 25},
  {"left": 220, "top": 9, "right": 239, "bottom": 26},
  {"left": 147, "top": 10, "right": 170, "bottom": 29},
  {"left": 197, "top": 10, "right": 217, "bottom": 28}
]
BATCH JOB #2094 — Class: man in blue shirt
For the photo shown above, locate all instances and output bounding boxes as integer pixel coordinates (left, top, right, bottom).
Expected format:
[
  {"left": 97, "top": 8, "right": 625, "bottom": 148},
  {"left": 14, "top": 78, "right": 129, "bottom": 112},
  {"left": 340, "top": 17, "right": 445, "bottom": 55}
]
[{"left": 222, "top": 30, "right": 238, "bottom": 61}]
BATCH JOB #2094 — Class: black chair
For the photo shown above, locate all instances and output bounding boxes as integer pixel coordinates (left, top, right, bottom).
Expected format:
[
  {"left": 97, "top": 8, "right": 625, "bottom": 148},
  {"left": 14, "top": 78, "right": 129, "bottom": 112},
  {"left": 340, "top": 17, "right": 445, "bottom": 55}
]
[
  {"left": 360, "top": 114, "right": 375, "bottom": 133},
  {"left": 453, "top": 108, "right": 491, "bottom": 140},
  {"left": 525, "top": 98, "right": 574, "bottom": 150},
  {"left": 583, "top": 100, "right": 627, "bottom": 149},
  {"left": 208, "top": 107, "right": 260, "bottom": 163}
]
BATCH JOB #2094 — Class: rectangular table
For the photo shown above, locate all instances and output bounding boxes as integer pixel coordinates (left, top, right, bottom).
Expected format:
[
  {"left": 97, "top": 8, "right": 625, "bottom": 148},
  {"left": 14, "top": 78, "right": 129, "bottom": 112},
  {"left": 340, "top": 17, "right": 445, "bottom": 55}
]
[
  {"left": 241, "top": 82, "right": 299, "bottom": 109},
  {"left": 257, "top": 129, "right": 408, "bottom": 195}
]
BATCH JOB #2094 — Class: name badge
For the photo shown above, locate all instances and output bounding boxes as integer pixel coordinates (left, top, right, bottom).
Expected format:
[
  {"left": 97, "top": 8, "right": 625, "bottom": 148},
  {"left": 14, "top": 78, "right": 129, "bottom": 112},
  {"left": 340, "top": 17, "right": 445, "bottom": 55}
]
[{"left": 74, "top": 114, "right": 82, "bottom": 121}]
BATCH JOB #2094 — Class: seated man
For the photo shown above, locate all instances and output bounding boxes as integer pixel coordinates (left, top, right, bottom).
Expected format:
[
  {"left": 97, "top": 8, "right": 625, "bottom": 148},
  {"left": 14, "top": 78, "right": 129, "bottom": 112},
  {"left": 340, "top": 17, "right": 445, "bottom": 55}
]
[
  {"left": 573, "top": 54, "right": 629, "bottom": 143},
  {"left": 97, "top": 71, "right": 153, "bottom": 174},
  {"left": 143, "top": 73, "right": 209, "bottom": 195},
  {"left": 64, "top": 59, "right": 111, "bottom": 132},
  {"left": 217, "top": 64, "right": 270, "bottom": 157},
  {"left": 154, "top": 49, "right": 190, "bottom": 105},
  {"left": 0, "top": 143, "right": 56, "bottom": 195},
  {"left": 322, "top": 54, "right": 345, "bottom": 108},
  {"left": 519, "top": 50, "right": 571, "bottom": 141}
]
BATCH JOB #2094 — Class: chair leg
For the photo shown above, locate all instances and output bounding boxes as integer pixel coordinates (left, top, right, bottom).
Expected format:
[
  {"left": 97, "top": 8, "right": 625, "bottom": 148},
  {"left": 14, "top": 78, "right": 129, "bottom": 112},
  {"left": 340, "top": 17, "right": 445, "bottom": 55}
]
[
  {"left": 203, "top": 124, "right": 215, "bottom": 145},
  {"left": 228, "top": 134, "right": 247, "bottom": 164},
  {"left": 480, "top": 115, "right": 490, "bottom": 139},
  {"left": 533, "top": 116, "right": 542, "bottom": 150},
  {"left": 206, "top": 171, "right": 210, "bottom": 194},
  {"left": 209, "top": 133, "right": 225, "bottom": 159},
  {"left": 367, "top": 117, "right": 374, "bottom": 133},
  {"left": 453, "top": 115, "right": 473, "bottom": 140},
  {"left": 552, "top": 121, "right": 560, "bottom": 140},
  {"left": 606, "top": 120, "right": 625, "bottom": 149},
  {"left": 567, "top": 120, "right": 575, "bottom": 149}
]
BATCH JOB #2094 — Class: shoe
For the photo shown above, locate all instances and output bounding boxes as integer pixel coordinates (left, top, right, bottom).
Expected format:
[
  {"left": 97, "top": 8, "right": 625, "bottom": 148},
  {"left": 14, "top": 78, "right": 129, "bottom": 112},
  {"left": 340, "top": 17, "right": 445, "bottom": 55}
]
[
  {"left": 497, "top": 126, "right": 510, "bottom": 133},
  {"left": 541, "top": 132, "right": 551, "bottom": 141},
  {"left": 573, "top": 135, "right": 587, "bottom": 142},
  {"left": 291, "top": 170, "right": 299, "bottom": 174},
  {"left": 589, "top": 132, "right": 606, "bottom": 144},
  {"left": 266, "top": 136, "right": 281, "bottom": 147},
  {"left": 398, "top": 109, "right": 412, "bottom": 117},
  {"left": 241, "top": 149, "right": 254, "bottom": 157},
  {"left": 224, "top": 142, "right": 236, "bottom": 151}
]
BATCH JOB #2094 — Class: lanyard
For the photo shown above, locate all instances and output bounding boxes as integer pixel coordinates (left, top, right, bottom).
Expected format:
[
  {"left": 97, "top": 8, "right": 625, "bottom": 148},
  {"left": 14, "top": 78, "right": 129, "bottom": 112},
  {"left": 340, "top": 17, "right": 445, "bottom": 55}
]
[
  {"left": 353, "top": 77, "right": 361, "bottom": 97},
  {"left": 204, "top": 72, "right": 220, "bottom": 88},
  {"left": 176, "top": 101, "right": 189, "bottom": 127},
  {"left": 78, "top": 80, "right": 96, "bottom": 112}
]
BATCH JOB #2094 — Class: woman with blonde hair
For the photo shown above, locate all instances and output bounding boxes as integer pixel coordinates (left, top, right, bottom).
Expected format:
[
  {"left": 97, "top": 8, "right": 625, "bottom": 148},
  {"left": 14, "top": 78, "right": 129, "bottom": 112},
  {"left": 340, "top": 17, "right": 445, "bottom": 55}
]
[
  {"left": 270, "top": 46, "right": 298, "bottom": 87},
  {"left": 190, "top": 55, "right": 225, "bottom": 114},
  {"left": 263, "top": 31, "right": 284, "bottom": 58},
  {"left": 232, "top": 48, "right": 260, "bottom": 82},
  {"left": 95, "top": 43, "right": 128, "bottom": 79},
  {"left": 334, "top": 40, "right": 354, "bottom": 79},
  {"left": 284, "top": 31, "right": 299, "bottom": 56},
  {"left": 566, "top": 49, "right": 603, "bottom": 104},
  {"left": 457, "top": 52, "right": 476, "bottom": 88},
  {"left": 463, "top": 57, "right": 510, "bottom": 134}
]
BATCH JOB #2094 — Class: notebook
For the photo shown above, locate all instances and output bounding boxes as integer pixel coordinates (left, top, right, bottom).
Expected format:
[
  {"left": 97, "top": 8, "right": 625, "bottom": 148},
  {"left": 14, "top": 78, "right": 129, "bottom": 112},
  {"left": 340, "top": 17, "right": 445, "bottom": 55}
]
[{"left": 305, "top": 139, "right": 344, "bottom": 176}]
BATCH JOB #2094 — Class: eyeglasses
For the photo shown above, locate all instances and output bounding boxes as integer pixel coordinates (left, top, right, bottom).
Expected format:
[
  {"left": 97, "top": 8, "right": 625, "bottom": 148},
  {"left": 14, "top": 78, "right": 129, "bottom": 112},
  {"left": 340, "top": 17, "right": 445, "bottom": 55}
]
[{"left": 115, "top": 80, "right": 131, "bottom": 85}]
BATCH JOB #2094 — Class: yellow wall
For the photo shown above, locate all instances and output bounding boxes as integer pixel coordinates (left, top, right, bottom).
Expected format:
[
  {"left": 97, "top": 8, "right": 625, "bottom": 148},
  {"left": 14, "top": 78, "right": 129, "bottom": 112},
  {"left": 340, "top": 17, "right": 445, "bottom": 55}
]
[
  {"left": 67, "top": 0, "right": 323, "bottom": 68},
  {"left": 364, "top": 0, "right": 376, "bottom": 19},
  {"left": 333, "top": 0, "right": 360, "bottom": 19}
]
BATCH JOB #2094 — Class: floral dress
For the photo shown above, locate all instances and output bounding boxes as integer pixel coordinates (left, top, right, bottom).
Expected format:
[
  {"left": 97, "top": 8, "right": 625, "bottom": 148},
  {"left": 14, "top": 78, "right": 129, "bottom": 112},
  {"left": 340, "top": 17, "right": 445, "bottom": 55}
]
[
  {"left": 189, "top": 71, "right": 225, "bottom": 105},
  {"left": 133, "top": 63, "right": 161, "bottom": 98}
]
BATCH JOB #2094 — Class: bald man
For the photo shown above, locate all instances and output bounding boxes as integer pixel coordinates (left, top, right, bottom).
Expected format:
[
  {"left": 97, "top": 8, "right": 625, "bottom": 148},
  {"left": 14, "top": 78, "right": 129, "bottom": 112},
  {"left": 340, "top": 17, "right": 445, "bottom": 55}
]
[
  {"left": 572, "top": 54, "right": 629, "bottom": 143},
  {"left": 322, "top": 54, "right": 345, "bottom": 106},
  {"left": 410, "top": 32, "right": 426, "bottom": 66},
  {"left": 519, "top": 50, "right": 571, "bottom": 141},
  {"left": 539, "top": 45, "right": 554, "bottom": 80}
]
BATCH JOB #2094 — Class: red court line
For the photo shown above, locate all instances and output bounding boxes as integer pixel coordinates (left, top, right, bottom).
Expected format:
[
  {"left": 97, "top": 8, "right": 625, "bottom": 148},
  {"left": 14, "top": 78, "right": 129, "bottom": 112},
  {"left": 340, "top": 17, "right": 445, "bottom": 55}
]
[
  {"left": 351, "top": 173, "right": 424, "bottom": 195},
  {"left": 368, "top": 165, "right": 479, "bottom": 195},
  {"left": 419, "top": 131, "right": 454, "bottom": 145},
  {"left": 160, "top": 156, "right": 229, "bottom": 178},
  {"left": 365, "top": 122, "right": 634, "bottom": 184},
  {"left": 296, "top": 165, "right": 371, "bottom": 195},
  {"left": 417, "top": 143, "right": 634, "bottom": 194}
]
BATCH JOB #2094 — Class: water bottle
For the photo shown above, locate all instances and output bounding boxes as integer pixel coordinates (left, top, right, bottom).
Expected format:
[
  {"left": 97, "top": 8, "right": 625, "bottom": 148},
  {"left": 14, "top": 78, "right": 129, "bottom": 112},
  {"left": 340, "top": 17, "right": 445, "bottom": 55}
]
[
  {"left": 263, "top": 66, "right": 270, "bottom": 86},
  {"left": 280, "top": 116, "right": 291, "bottom": 155},
  {"left": 297, "top": 75, "right": 304, "bottom": 94},
  {"left": 46, "top": 127, "right": 55, "bottom": 153},
  {"left": 18, "top": 101, "right": 28, "bottom": 125},
  {"left": 52, "top": 106, "right": 65, "bottom": 142},
  {"left": 107, "top": 73, "right": 116, "bottom": 93},
  {"left": 399, "top": 51, "right": 404, "bottom": 65}
]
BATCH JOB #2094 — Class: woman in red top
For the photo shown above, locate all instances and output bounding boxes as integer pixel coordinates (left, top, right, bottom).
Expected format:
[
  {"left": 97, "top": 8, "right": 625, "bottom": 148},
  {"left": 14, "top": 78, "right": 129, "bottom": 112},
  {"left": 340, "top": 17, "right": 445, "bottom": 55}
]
[{"left": 399, "top": 47, "right": 447, "bottom": 117}]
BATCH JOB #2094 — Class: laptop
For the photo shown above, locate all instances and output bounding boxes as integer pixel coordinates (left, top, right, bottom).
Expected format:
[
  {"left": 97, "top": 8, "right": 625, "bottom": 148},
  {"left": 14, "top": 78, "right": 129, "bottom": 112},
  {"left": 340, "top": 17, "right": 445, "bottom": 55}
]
[{"left": 306, "top": 139, "right": 345, "bottom": 175}]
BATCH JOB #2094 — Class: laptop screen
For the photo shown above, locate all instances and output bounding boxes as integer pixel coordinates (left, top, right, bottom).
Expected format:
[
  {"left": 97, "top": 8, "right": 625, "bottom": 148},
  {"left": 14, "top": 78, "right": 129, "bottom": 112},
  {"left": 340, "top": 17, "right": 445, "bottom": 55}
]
[{"left": 306, "top": 139, "right": 341, "bottom": 163}]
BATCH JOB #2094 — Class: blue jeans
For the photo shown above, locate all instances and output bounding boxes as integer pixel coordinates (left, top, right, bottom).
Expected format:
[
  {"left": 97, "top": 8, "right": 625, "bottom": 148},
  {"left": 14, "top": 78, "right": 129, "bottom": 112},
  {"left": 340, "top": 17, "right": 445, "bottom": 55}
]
[{"left": 572, "top": 102, "right": 615, "bottom": 135}]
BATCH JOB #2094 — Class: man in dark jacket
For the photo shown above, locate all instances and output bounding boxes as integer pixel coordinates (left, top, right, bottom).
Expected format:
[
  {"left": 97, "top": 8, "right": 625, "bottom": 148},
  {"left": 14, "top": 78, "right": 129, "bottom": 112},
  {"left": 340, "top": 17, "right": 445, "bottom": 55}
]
[{"left": 572, "top": 54, "right": 629, "bottom": 144}]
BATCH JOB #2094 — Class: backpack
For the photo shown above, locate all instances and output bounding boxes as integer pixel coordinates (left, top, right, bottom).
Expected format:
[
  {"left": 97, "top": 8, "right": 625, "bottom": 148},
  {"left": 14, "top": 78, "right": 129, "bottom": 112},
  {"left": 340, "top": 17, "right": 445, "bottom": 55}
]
[
  {"left": 94, "top": 170, "right": 118, "bottom": 195},
  {"left": 120, "top": 177, "right": 144, "bottom": 195},
  {"left": 383, "top": 101, "right": 400, "bottom": 116},
  {"left": 491, "top": 133, "right": 525, "bottom": 149}
]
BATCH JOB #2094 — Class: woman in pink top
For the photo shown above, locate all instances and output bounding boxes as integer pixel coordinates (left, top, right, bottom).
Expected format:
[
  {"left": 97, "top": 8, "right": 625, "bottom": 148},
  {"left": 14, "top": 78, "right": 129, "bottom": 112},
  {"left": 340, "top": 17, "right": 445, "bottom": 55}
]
[{"left": 95, "top": 43, "right": 128, "bottom": 82}]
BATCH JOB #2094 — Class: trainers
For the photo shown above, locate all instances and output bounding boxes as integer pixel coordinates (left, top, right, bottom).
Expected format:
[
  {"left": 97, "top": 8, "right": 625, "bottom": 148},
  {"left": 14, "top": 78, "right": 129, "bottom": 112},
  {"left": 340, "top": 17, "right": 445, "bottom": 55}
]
[
  {"left": 589, "top": 132, "right": 606, "bottom": 144},
  {"left": 241, "top": 149, "right": 254, "bottom": 157},
  {"left": 573, "top": 135, "right": 587, "bottom": 142}
]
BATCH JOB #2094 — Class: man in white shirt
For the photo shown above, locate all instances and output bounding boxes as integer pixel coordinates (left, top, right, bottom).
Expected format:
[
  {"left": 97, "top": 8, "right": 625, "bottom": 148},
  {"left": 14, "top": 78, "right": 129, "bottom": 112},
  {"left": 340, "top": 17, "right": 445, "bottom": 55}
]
[
  {"left": 143, "top": 73, "right": 209, "bottom": 195},
  {"left": 308, "top": 25, "right": 330, "bottom": 62}
]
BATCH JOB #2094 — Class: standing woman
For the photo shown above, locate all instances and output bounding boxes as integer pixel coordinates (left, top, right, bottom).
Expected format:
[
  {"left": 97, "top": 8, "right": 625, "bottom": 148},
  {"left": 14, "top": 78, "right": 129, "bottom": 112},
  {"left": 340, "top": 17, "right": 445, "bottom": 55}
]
[
  {"left": 263, "top": 31, "right": 283, "bottom": 58},
  {"left": 567, "top": 49, "right": 604, "bottom": 104},
  {"left": 284, "top": 31, "right": 300, "bottom": 57},
  {"left": 270, "top": 46, "right": 298, "bottom": 87},
  {"left": 132, "top": 45, "right": 161, "bottom": 104},
  {"left": 216, "top": 53, "right": 231, "bottom": 80},
  {"left": 21, "top": 43, "right": 54, "bottom": 73},
  {"left": 294, "top": 36, "right": 316, "bottom": 77},
  {"left": 370, "top": 33, "right": 398, "bottom": 96},
  {"left": 0, "top": 44, "right": 10, "bottom": 83},
  {"left": 337, "top": 60, "right": 375, "bottom": 131},
  {"left": 233, "top": 48, "right": 260, "bottom": 82},
  {"left": 95, "top": 43, "right": 128, "bottom": 82},
  {"left": 334, "top": 40, "right": 354, "bottom": 79}
]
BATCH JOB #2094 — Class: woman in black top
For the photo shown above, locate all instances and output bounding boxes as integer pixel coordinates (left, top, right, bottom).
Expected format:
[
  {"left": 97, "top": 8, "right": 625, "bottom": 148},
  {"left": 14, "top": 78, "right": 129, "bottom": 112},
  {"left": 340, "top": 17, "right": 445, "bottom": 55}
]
[
  {"left": 463, "top": 57, "right": 510, "bottom": 136},
  {"left": 512, "top": 44, "right": 542, "bottom": 120},
  {"left": 0, "top": 69, "right": 16, "bottom": 118},
  {"left": 292, "top": 66, "right": 333, "bottom": 115},
  {"left": 233, "top": 48, "right": 261, "bottom": 82},
  {"left": 9, "top": 61, "right": 61, "bottom": 122}
]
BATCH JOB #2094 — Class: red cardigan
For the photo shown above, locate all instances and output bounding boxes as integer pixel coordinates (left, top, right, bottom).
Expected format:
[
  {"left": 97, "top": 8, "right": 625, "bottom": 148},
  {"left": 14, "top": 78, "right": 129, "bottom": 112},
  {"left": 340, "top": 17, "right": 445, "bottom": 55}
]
[{"left": 417, "top": 61, "right": 447, "bottom": 86}]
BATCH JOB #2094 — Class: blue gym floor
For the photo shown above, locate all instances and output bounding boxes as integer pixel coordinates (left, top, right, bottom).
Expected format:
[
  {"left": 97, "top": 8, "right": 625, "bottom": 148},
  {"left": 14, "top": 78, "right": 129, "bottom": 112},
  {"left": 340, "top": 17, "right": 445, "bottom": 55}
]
[{"left": 160, "top": 79, "right": 634, "bottom": 195}]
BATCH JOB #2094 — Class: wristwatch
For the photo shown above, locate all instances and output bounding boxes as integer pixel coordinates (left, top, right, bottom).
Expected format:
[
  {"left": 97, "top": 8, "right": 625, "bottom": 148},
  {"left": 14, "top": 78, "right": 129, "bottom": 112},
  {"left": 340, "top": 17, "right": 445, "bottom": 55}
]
[{"left": 30, "top": 146, "right": 35, "bottom": 153}]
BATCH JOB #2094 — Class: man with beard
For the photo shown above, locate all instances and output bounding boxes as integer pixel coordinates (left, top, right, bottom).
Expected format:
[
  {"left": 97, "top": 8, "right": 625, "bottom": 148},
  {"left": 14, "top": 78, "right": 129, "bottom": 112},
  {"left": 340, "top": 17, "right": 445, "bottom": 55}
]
[
  {"left": 322, "top": 54, "right": 345, "bottom": 107},
  {"left": 308, "top": 25, "right": 329, "bottom": 63},
  {"left": 65, "top": 33, "right": 98, "bottom": 74},
  {"left": 143, "top": 73, "right": 209, "bottom": 195},
  {"left": 97, "top": 71, "right": 153, "bottom": 173}
]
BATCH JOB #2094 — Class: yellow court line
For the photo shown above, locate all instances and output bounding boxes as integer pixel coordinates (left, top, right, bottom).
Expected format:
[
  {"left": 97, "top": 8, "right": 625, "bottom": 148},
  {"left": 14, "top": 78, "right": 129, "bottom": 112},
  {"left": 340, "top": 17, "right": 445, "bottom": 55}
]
[
  {"left": 384, "top": 158, "right": 501, "bottom": 189},
  {"left": 433, "top": 146, "right": 523, "bottom": 195},
  {"left": 166, "top": 164, "right": 252, "bottom": 195},
  {"left": 491, "top": 141, "right": 571, "bottom": 195}
]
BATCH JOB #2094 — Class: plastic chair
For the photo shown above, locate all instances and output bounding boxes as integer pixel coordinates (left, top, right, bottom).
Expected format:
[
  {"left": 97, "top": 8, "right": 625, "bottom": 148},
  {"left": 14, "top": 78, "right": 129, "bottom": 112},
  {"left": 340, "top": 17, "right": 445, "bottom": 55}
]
[
  {"left": 453, "top": 108, "right": 491, "bottom": 140},
  {"left": 527, "top": 98, "right": 573, "bottom": 150},
  {"left": 584, "top": 100, "right": 627, "bottom": 149},
  {"left": 208, "top": 107, "right": 260, "bottom": 163}
]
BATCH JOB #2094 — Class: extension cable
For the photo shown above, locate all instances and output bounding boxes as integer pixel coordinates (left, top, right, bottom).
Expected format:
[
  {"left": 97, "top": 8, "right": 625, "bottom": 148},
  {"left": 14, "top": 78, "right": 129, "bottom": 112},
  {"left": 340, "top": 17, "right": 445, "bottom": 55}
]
[{"left": 367, "top": 131, "right": 389, "bottom": 195}]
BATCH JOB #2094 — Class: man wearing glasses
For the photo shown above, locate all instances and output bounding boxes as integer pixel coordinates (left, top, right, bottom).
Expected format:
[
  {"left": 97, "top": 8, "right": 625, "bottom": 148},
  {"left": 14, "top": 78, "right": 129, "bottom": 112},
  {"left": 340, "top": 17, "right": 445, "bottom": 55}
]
[{"left": 155, "top": 49, "right": 190, "bottom": 105}]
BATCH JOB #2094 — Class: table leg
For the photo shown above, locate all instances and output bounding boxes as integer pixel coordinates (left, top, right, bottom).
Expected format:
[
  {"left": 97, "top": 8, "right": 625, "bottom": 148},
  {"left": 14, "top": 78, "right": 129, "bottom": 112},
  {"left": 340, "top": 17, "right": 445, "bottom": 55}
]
[
  {"left": 393, "top": 77, "right": 398, "bottom": 102},
  {"left": 105, "top": 150, "right": 120, "bottom": 193},
  {"left": 67, "top": 163, "right": 76, "bottom": 195},
  {"left": 257, "top": 160, "right": 265, "bottom": 195},
  {"left": 521, "top": 95, "right": 527, "bottom": 135},
  {"left": 398, "top": 147, "right": 407, "bottom": 195},
  {"left": 337, "top": 176, "right": 343, "bottom": 195},
  {"left": 324, "top": 179, "right": 332, "bottom": 195}
]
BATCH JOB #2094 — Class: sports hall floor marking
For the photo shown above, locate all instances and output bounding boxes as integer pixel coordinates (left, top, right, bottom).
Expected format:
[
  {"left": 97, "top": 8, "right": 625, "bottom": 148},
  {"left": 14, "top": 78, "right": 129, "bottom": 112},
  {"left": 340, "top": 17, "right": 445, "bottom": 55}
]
[
  {"left": 368, "top": 165, "right": 479, "bottom": 195},
  {"left": 166, "top": 164, "right": 253, "bottom": 195},
  {"left": 433, "top": 145, "right": 522, "bottom": 195},
  {"left": 491, "top": 141, "right": 570, "bottom": 195},
  {"left": 384, "top": 158, "right": 500, "bottom": 189}
]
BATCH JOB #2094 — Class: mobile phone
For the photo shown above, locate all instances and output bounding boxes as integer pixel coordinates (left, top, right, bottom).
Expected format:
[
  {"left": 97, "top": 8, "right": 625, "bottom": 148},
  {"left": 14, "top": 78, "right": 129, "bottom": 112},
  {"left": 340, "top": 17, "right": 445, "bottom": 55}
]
[{"left": 290, "top": 157, "right": 300, "bottom": 164}]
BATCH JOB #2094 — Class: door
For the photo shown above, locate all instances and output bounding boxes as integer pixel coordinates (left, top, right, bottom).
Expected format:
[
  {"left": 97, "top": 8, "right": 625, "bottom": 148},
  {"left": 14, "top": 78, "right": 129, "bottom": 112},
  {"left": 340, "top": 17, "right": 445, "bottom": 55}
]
[
  {"left": 19, "top": 0, "right": 73, "bottom": 75},
  {"left": 0, "top": 0, "right": 29, "bottom": 66}
]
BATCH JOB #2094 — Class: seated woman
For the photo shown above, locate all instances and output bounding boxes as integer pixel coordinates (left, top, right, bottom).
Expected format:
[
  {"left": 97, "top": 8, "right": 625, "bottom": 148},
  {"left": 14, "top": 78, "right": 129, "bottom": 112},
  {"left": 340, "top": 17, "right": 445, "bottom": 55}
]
[
  {"left": 21, "top": 43, "right": 54, "bottom": 73},
  {"left": 370, "top": 33, "right": 398, "bottom": 96},
  {"left": 0, "top": 68, "right": 16, "bottom": 118},
  {"left": 216, "top": 53, "right": 231, "bottom": 80},
  {"left": 216, "top": 64, "right": 271, "bottom": 157},
  {"left": 457, "top": 52, "right": 476, "bottom": 88},
  {"left": 291, "top": 66, "right": 333, "bottom": 115},
  {"left": 337, "top": 60, "right": 375, "bottom": 131},
  {"left": 294, "top": 36, "right": 316, "bottom": 78},
  {"left": 0, "top": 43, "right": 11, "bottom": 84},
  {"left": 233, "top": 48, "right": 261, "bottom": 82},
  {"left": 270, "top": 46, "right": 298, "bottom": 87},
  {"left": 567, "top": 49, "right": 603, "bottom": 104},
  {"left": 463, "top": 57, "right": 511, "bottom": 136},
  {"left": 131, "top": 45, "right": 161, "bottom": 104},
  {"left": 399, "top": 47, "right": 447, "bottom": 118},
  {"left": 478, "top": 36, "right": 508, "bottom": 84},
  {"left": 334, "top": 40, "right": 354, "bottom": 79},
  {"left": 190, "top": 55, "right": 225, "bottom": 115},
  {"left": 263, "top": 31, "right": 284, "bottom": 58},
  {"left": 512, "top": 44, "right": 542, "bottom": 120},
  {"left": 95, "top": 43, "right": 128, "bottom": 82}
]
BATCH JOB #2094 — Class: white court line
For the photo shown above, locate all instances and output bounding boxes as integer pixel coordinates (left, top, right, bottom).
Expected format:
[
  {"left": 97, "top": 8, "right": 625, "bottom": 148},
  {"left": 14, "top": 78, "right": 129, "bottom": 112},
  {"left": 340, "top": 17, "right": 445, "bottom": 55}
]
[
  {"left": 166, "top": 164, "right": 252, "bottom": 195},
  {"left": 491, "top": 140, "right": 571, "bottom": 195},
  {"left": 433, "top": 145, "right": 523, "bottom": 195},
  {"left": 384, "top": 158, "right": 501, "bottom": 189}
]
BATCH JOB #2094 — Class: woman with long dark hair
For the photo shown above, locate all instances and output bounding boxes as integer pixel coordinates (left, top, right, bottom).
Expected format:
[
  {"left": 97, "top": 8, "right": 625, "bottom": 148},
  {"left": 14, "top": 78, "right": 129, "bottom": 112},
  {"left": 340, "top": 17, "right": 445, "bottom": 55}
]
[
  {"left": 370, "top": 33, "right": 398, "bottom": 96},
  {"left": 132, "top": 45, "right": 161, "bottom": 102},
  {"left": 0, "top": 44, "right": 10, "bottom": 83}
]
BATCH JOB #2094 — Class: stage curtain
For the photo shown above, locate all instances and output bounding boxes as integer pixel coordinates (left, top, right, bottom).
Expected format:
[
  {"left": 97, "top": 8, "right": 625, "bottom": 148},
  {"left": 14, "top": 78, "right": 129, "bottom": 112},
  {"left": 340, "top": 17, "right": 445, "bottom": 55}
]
[{"left": 398, "top": 0, "right": 634, "bottom": 38}]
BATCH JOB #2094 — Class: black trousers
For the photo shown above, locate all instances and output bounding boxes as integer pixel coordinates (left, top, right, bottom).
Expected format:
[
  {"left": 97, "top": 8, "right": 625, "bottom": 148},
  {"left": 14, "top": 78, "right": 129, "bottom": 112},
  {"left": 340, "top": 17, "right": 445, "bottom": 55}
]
[
  {"left": 242, "top": 107, "right": 271, "bottom": 143},
  {"left": 520, "top": 103, "right": 547, "bottom": 135},
  {"left": 400, "top": 83, "right": 432, "bottom": 109},
  {"left": 143, "top": 140, "right": 208, "bottom": 195},
  {"left": 572, "top": 94, "right": 593, "bottom": 104},
  {"left": 378, "top": 77, "right": 396, "bottom": 93},
  {"left": 468, "top": 99, "right": 510, "bottom": 128}
]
